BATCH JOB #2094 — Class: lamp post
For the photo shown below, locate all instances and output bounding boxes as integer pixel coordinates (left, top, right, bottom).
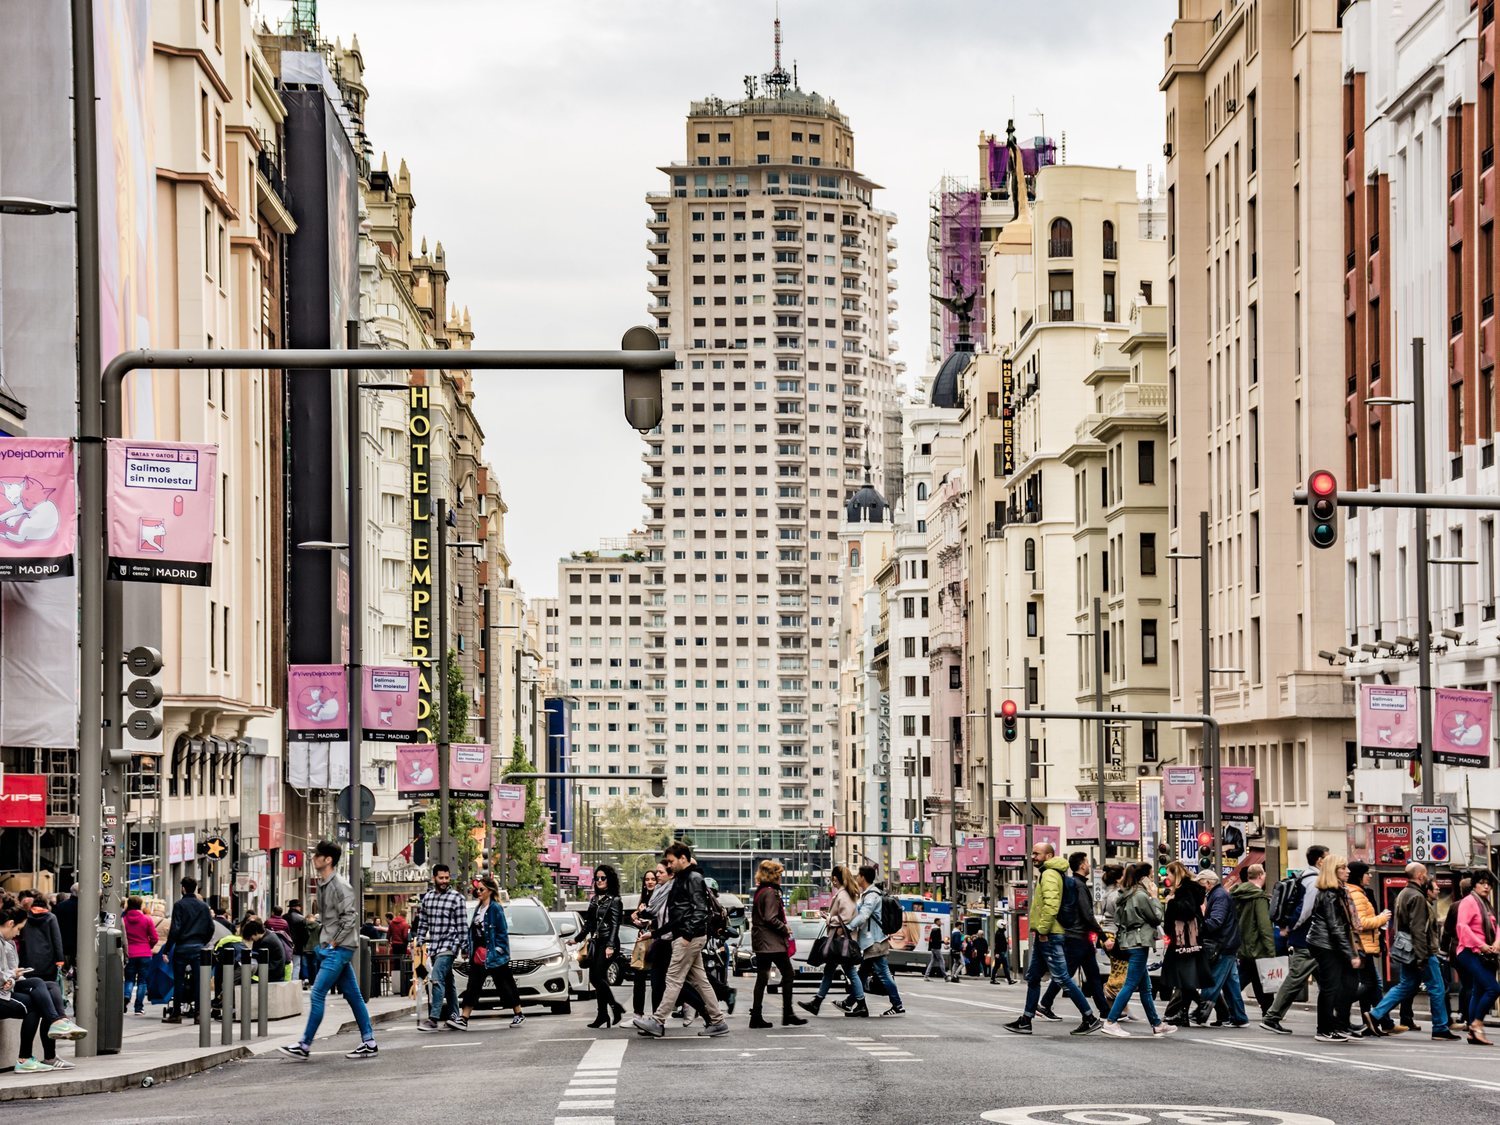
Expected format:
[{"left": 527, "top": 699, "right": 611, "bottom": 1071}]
[
  {"left": 434, "top": 498, "right": 484, "bottom": 871},
  {"left": 1166, "top": 509, "right": 1215, "bottom": 868}
]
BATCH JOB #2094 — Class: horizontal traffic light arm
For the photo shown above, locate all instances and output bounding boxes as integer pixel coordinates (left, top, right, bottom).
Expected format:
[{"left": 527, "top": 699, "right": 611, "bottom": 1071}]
[
  {"left": 1292, "top": 488, "right": 1500, "bottom": 512},
  {"left": 824, "top": 831, "right": 938, "bottom": 842},
  {"left": 1001, "top": 707, "right": 1216, "bottom": 733},
  {"left": 502, "top": 771, "right": 667, "bottom": 783}
]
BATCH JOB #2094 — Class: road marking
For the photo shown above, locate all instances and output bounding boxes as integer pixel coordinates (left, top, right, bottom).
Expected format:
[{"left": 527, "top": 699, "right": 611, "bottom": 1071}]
[
  {"left": 578, "top": 1039, "right": 628, "bottom": 1070},
  {"left": 555, "top": 1036, "right": 627, "bottom": 1122},
  {"left": 555, "top": 1119, "right": 613, "bottom": 1125},
  {"left": 1190, "top": 1037, "right": 1500, "bottom": 1088},
  {"left": 767, "top": 1032, "right": 826, "bottom": 1038},
  {"left": 880, "top": 1033, "right": 938, "bottom": 1038},
  {"left": 906, "top": 989, "right": 1025, "bottom": 1013},
  {"left": 541, "top": 1036, "right": 599, "bottom": 1042},
  {"left": 557, "top": 1101, "right": 615, "bottom": 1110}
]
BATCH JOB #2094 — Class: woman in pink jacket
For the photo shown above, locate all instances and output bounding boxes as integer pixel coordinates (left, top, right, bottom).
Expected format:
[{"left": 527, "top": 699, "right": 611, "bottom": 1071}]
[
  {"left": 122, "top": 896, "right": 159, "bottom": 1015},
  {"left": 1454, "top": 870, "right": 1500, "bottom": 1045}
]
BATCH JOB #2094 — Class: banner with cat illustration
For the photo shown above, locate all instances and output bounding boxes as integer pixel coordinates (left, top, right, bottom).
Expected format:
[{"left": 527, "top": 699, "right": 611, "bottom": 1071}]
[
  {"left": 1433, "top": 687, "right": 1493, "bottom": 766},
  {"left": 106, "top": 440, "right": 217, "bottom": 585},
  {"left": 287, "top": 664, "right": 348, "bottom": 742},
  {"left": 0, "top": 438, "right": 77, "bottom": 581},
  {"left": 362, "top": 665, "right": 419, "bottom": 742}
]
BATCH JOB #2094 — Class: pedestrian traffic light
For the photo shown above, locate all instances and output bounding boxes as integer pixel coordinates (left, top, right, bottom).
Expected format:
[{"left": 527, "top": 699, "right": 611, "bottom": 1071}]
[
  {"left": 1000, "top": 699, "right": 1018, "bottom": 743},
  {"left": 621, "top": 325, "right": 664, "bottom": 433},
  {"left": 1306, "top": 469, "right": 1339, "bottom": 550}
]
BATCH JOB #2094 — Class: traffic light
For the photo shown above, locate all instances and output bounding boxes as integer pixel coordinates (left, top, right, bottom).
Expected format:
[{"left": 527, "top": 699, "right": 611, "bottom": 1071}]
[
  {"left": 1306, "top": 469, "right": 1339, "bottom": 550},
  {"left": 621, "top": 325, "right": 664, "bottom": 433},
  {"left": 1197, "top": 830, "right": 1214, "bottom": 850},
  {"left": 1156, "top": 843, "right": 1171, "bottom": 878},
  {"left": 1000, "top": 698, "right": 1019, "bottom": 743},
  {"left": 122, "top": 644, "right": 164, "bottom": 753},
  {"left": 825, "top": 826, "right": 837, "bottom": 844},
  {"left": 650, "top": 775, "right": 665, "bottom": 798}
]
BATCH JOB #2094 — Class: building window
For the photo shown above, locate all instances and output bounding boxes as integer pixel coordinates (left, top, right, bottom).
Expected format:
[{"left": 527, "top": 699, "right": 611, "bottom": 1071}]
[
  {"left": 1103, "top": 273, "right": 1117, "bottom": 322},
  {"left": 1026, "top": 601, "right": 1038, "bottom": 637},
  {"left": 1140, "top": 532, "right": 1157, "bottom": 576},
  {"left": 1102, "top": 220, "right": 1116, "bottom": 260},
  {"left": 1024, "top": 538, "right": 1036, "bottom": 571},
  {"left": 949, "top": 665, "right": 961, "bottom": 689},
  {"left": 1137, "top": 440, "right": 1155, "bottom": 485},
  {"left": 1049, "top": 272, "right": 1074, "bottom": 322},
  {"left": 1049, "top": 218, "right": 1073, "bottom": 257},
  {"left": 1141, "top": 619, "right": 1159, "bottom": 665}
]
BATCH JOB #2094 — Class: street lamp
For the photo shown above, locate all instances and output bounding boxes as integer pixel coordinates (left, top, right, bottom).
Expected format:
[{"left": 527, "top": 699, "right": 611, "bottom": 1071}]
[
  {"left": 434, "top": 500, "right": 484, "bottom": 871},
  {"left": 1165, "top": 511, "right": 1216, "bottom": 869},
  {"left": 0, "top": 196, "right": 76, "bottom": 215}
]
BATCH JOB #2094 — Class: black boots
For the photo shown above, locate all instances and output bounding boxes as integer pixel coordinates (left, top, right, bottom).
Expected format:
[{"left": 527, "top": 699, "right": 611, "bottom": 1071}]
[
  {"left": 797, "top": 996, "right": 823, "bottom": 1016},
  {"left": 748, "top": 1010, "right": 773, "bottom": 1029}
]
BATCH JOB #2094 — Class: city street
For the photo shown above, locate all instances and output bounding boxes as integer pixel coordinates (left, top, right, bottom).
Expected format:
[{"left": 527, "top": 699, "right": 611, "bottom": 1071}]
[{"left": 19, "top": 984, "right": 1500, "bottom": 1125}]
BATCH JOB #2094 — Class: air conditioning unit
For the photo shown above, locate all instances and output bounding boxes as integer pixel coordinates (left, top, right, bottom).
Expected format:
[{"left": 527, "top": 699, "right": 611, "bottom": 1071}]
[{"left": 1162, "top": 142, "right": 1175, "bottom": 157}]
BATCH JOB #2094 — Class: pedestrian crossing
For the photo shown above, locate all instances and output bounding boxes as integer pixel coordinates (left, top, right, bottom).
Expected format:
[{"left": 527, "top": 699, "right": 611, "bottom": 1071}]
[
  {"left": 554, "top": 1038, "right": 625, "bottom": 1125},
  {"left": 838, "top": 1034, "right": 923, "bottom": 1062}
]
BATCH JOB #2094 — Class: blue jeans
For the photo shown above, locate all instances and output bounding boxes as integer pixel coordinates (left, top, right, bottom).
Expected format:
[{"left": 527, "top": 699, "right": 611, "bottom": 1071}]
[
  {"left": 124, "top": 956, "right": 151, "bottom": 1011},
  {"left": 1371, "top": 954, "right": 1449, "bottom": 1032},
  {"left": 429, "top": 951, "right": 457, "bottom": 1020},
  {"left": 1199, "top": 952, "right": 1248, "bottom": 1023},
  {"left": 815, "top": 957, "right": 865, "bottom": 1001},
  {"left": 1456, "top": 949, "right": 1500, "bottom": 1025},
  {"left": 1024, "top": 935, "right": 1090, "bottom": 1017},
  {"left": 300, "top": 945, "right": 373, "bottom": 1047},
  {"left": 864, "top": 955, "right": 902, "bottom": 1007},
  {"left": 1106, "top": 946, "right": 1160, "bottom": 1026}
]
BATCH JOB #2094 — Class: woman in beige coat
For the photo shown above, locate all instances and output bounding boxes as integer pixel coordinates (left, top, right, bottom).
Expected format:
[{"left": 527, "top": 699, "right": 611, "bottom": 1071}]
[{"left": 796, "top": 865, "right": 869, "bottom": 1018}]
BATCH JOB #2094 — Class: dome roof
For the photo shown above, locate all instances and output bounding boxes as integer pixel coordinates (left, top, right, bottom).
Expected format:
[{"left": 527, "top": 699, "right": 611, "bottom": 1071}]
[
  {"left": 929, "top": 341, "right": 973, "bottom": 409},
  {"left": 845, "top": 481, "right": 889, "bottom": 524}
]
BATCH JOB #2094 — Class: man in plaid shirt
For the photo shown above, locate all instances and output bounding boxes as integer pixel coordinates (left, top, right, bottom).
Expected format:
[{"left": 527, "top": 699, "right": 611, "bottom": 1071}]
[{"left": 414, "top": 864, "right": 467, "bottom": 1031}]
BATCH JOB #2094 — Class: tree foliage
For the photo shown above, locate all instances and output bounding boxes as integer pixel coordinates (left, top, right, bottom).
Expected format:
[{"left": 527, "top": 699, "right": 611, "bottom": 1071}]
[
  {"left": 496, "top": 735, "right": 554, "bottom": 904},
  {"left": 596, "top": 796, "right": 673, "bottom": 889},
  {"left": 445, "top": 647, "right": 471, "bottom": 742}
]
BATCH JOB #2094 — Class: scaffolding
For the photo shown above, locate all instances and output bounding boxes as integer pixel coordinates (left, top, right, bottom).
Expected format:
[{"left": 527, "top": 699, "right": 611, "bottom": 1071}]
[{"left": 927, "top": 178, "right": 985, "bottom": 363}]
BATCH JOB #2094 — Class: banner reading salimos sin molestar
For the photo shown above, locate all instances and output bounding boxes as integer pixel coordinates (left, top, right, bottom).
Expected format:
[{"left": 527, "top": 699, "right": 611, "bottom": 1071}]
[
  {"left": 0, "top": 438, "right": 77, "bottom": 581},
  {"left": 106, "top": 440, "right": 217, "bottom": 585}
]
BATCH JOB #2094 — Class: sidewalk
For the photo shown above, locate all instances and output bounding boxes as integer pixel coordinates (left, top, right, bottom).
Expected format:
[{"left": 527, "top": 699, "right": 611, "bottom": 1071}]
[{"left": 0, "top": 992, "right": 415, "bottom": 1102}]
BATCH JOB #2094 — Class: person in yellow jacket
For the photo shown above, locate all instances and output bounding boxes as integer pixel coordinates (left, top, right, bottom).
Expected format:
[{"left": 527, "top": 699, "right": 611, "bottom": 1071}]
[
  {"left": 1004, "top": 843, "right": 1104, "bottom": 1037},
  {"left": 1346, "top": 862, "right": 1392, "bottom": 1035}
]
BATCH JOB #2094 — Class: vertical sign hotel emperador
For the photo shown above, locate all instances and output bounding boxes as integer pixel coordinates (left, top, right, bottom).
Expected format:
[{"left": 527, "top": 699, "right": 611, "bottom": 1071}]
[{"left": 409, "top": 378, "right": 435, "bottom": 741}]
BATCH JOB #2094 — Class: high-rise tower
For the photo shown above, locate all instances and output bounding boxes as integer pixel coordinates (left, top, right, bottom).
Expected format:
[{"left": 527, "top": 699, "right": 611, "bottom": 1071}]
[{"left": 633, "top": 25, "right": 898, "bottom": 872}]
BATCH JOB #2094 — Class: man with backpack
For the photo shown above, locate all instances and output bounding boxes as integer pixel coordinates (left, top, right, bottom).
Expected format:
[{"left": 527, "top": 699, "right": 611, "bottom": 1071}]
[
  {"left": 1259, "top": 845, "right": 1326, "bottom": 1034},
  {"left": 946, "top": 919, "right": 966, "bottom": 983},
  {"left": 1005, "top": 843, "right": 1104, "bottom": 1036},
  {"left": 924, "top": 923, "right": 946, "bottom": 980},
  {"left": 847, "top": 864, "right": 906, "bottom": 1016},
  {"left": 633, "top": 842, "right": 730, "bottom": 1039},
  {"left": 1037, "top": 853, "right": 1110, "bottom": 1020}
]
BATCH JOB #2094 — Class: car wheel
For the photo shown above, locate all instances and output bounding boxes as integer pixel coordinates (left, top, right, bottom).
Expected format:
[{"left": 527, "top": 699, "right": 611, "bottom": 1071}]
[
  {"left": 549, "top": 1001, "right": 572, "bottom": 1016},
  {"left": 606, "top": 960, "right": 624, "bottom": 987}
]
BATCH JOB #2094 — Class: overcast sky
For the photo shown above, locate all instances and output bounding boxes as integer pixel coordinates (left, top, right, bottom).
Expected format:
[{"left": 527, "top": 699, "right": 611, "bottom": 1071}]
[{"left": 305, "top": 0, "right": 1174, "bottom": 598}]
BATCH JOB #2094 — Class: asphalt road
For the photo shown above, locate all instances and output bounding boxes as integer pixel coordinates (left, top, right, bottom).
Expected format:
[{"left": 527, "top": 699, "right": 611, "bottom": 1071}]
[{"left": 18, "top": 978, "right": 1500, "bottom": 1125}]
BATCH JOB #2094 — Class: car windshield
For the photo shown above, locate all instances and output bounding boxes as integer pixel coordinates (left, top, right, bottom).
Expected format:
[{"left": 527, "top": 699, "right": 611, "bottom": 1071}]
[
  {"left": 789, "top": 919, "right": 824, "bottom": 940},
  {"left": 505, "top": 904, "right": 554, "bottom": 936}
]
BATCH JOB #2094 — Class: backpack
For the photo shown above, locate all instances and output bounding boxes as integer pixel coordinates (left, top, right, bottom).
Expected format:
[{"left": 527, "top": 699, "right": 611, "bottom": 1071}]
[
  {"left": 704, "top": 890, "right": 730, "bottom": 941},
  {"left": 1269, "top": 874, "right": 1304, "bottom": 929},
  {"left": 1056, "top": 874, "right": 1081, "bottom": 929},
  {"left": 878, "top": 893, "right": 905, "bottom": 938}
]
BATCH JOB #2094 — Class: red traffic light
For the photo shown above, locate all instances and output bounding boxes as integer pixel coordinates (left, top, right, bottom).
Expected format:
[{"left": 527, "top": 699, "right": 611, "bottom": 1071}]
[
  {"left": 1197, "top": 830, "right": 1214, "bottom": 849},
  {"left": 1309, "top": 469, "right": 1337, "bottom": 498},
  {"left": 1000, "top": 699, "right": 1018, "bottom": 719},
  {"left": 825, "top": 826, "right": 837, "bottom": 840}
]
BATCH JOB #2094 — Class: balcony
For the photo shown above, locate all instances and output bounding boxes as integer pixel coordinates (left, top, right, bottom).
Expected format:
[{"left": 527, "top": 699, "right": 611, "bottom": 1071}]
[
  {"left": 1452, "top": 311, "right": 1465, "bottom": 339},
  {"left": 1449, "top": 193, "right": 1465, "bottom": 248},
  {"left": 1483, "top": 163, "right": 1496, "bottom": 226},
  {"left": 1366, "top": 247, "right": 1381, "bottom": 301},
  {"left": 1048, "top": 239, "right": 1073, "bottom": 258},
  {"left": 1484, "top": 17, "right": 1496, "bottom": 83},
  {"left": 1344, "top": 146, "right": 1358, "bottom": 194},
  {"left": 1344, "top": 269, "right": 1357, "bottom": 318},
  {"left": 1483, "top": 297, "right": 1496, "bottom": 370}
]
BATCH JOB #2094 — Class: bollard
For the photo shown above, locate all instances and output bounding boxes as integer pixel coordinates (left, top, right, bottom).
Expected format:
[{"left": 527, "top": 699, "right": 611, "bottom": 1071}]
[
  {"left": 220, "top": 949, "right": 234, "bottom": 1046},
  {"left": 358, "top": 935, "right": 373, "bottom": 999},
  {"left": 239, "top": 958, "right": 252, "bottom": 1043},
  {"left": 256, "top": 947, "right": 269, "bottom": 1039},
  {"left": 198, "top": 948, "right": 214, "bottom": 1049}
]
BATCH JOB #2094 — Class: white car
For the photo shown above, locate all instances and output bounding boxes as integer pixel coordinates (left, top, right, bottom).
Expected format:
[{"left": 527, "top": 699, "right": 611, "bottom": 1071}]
[
  {"left": 455, "top": 897, "right": 572, "bottom": 1015},
  {"left": 549, "top": 910, "right": 590, "bottom": 997}
]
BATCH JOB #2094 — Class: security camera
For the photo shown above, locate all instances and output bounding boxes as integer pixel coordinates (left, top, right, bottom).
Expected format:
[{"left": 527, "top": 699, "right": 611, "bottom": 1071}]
[
  {"left": 1318, "top": 650, "right": 1339, "bottom": 664},
  {"left": 1440, "top": 627, "right": 1463, "bottom": 642},
  {"left": 1337, "top": 646, "right": 1357, "bottom": 658},
  {"left": 1359, "top": 643, "right": 1381, "bottom": 654},
  {"left": 1394, "top": 635, "right": 1417, "bottom": 647}
]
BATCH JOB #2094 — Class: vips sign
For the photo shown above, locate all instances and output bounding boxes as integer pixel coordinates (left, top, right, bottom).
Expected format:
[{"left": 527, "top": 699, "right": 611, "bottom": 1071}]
[
  {"left": 287, "top": 665, "right": 348, "bottom": 741},
  {"left": 0, "top": 438, "right": 76, "bottom": 581},
  {"left": 362, "top": 665, "right": 419, "bottom": 742},
  {"left": 0, "top": 774, "right": 46, "bottom": 828},
  {"left": 106, "top": 440, "right": 216, "bottom": 585}
]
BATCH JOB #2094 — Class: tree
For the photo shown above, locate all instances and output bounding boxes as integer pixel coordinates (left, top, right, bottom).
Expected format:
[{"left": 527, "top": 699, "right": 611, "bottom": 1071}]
[
  {"left": 445, "top": 647, "right": 470, "bottom": 742},
  {"left": 417, "top": 649, "right": 479, "bottom": 877},
  {"left": 496, "top": 735, "right": 554, "bottom": 904},
  {"left": 596, "top": 796, "right": 672, "bottom": 888}
]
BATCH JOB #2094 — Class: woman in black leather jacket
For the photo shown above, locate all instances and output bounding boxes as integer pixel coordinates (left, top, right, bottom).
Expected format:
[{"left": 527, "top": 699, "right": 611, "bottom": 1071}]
[
  {"left": 581, "top": 864, "right": 624, "bottom": 1028},
  {"left": 1306, "top": 854, "right": 1362, "bottom": 1042}
]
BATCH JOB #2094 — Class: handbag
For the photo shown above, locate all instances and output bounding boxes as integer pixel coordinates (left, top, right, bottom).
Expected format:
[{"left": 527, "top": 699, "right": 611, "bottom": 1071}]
[
  {"left": 631, "top": 934, "right": 653, "bottom": 971},
  {"left": 786, "top": 934, "right": 797, "bottom": 958},
  {"left": 1389, "top": 930, "right": 1415, "bottom": 965},
  {"left": 577, "top": 938, "right": 593, "bottom": 968},
  {"left": 807, "top": 934, "right": 830, "bottom": 968},
  {"left": 473, "top": 946, "right": 487, "bottom": 966}
]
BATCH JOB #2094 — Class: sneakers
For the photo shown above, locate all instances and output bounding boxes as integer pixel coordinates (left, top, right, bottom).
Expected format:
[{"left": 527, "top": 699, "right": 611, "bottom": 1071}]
[
  {"left": 1071, "top": 1016, "right": 1105, "bottom": 1036},
  {"left": 832, "top": 998, "right": 852, "bottom": 1013},
  {"left": 1433, "top": 1028, "right": 1462, "bottom": 1041},
  {"left": 1099, "top": 1020, "right": 1131, "bottom": 1038},
  {"left": 1004, "top": 1016, "right": 1033, "bottom": 1035},
  {"left": 879, "top": 1005, "right": 905, "bottom": 1017},
  {"left": 345, "top": 1042, "right": 378, "bottom": 1059},
  {"left": 415, "top": 1018, "right": 442, "bottom": 1032},
  {"left": 697, "top": 1021, "right": 730, "bottom": 1037},
  {"left": 45, "top": 1057, "right": 74, "bottom": 1070},
  {"left": 843, "top": 999, "right": 869, "bottom": 1018},
  {"left": 14, "top": 1057, "right": 52, "bottom": 1073},
  {"left": 445, "top": 1016, "right": 468, "bottom": 1031},
  {"left": 1152, "top": 1022, "right": 1178, "bottom": 1037},
  {"left": 1035, "top": 1004, "right": 1062, "bottom": 1022},
  {"left": 48, "top": 1019, "right": 87, "bottom": 1041},
  {"left": 277, "top": 1043, "right": 312, "bottom": 1061},
  {"left": 1260, "top": 1017, "right": 1291, "bottom": 1035},
  {"left": 509, "top": 1013, "right": 526, "bottom": 1029},
  {"left": 1116, "top": 1013, "right": 1136, "bottom": 1023},
  {"left": 632, "top": 1015, "right": 665, "bottom": 1038},
  {"left": 1314, "top": 1031, "right": 1349, "bottom": 1043}
]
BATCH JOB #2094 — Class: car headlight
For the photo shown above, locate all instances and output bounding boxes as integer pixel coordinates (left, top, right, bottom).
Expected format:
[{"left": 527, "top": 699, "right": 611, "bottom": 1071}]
[{"left": 540, "top": 954, "right": 565, "bottom": 967}]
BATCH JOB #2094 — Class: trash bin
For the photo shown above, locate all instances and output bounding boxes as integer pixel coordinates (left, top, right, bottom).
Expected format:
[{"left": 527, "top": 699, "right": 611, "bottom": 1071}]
[{"left": 96, "top": 926, "right": 125, "bottom": 1054}]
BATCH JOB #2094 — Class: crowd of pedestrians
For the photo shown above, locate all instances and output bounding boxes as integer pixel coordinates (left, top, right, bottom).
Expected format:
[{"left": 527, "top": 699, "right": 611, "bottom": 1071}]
[{"left": 0, "top": 887, "right": 87, "bottom": 1074}]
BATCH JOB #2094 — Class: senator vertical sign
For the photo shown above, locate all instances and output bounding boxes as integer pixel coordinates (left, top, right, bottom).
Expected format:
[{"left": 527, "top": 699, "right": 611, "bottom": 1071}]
[
  {"left": 409, "top": 381, "right": 435, "bottom": 742},
  {"left": 999, "top": 357, "right": 1015, "bottom": 476},
  {"left": 106, "top": 440, "right": 217, "bottom": 585}
]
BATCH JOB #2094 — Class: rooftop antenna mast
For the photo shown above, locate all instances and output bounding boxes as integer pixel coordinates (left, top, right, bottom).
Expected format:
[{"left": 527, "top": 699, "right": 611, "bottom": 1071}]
[{"left": 765, "top": 3, "right": 792, "bottom": 98}]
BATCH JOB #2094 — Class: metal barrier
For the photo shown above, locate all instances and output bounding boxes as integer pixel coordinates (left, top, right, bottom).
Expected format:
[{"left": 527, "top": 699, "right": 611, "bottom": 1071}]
[
  {"left": 358, "top": 935, "right": 373, "bottom": 998},
  {"left": 256, "top": 947, "right": 269, "bottom": 1040},
  {"left": 219, "top": 947, "right": 236, "bottom": 1046}
]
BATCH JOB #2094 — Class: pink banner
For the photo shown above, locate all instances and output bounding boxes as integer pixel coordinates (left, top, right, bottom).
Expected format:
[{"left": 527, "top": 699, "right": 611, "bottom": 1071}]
[
  {"left": 0, "top": 438, "right": 76, "bottom": 581},
  {"left": 395, "top": 744, "right": 438, "bottom": 799},
  {"left": 543, "top": 833, "right": 562, "bottom": 866},
  {"left": 567, "top": 853, "right": 582, "bottom": 878},
  {"left": 897, "top": 859, "right": 923, "bottom": 884},
  {"left": 288, "top": 665, "right": 348, "bottom": 741},
  {"left": 996, "top": 825, "right": 1027, "bottom": 860},
  {"left": 362, "top": 665, "right": 419, "bottom": 742},
  {"left": 1360, "top": 684, "right": 1419, "bottom": 761},
  {"left": 1032, "top": 825, "right": 1061, "bottom": 852},
  {"left": 1434, "top": 687, "right": 1494, "bottom": 766},
  {"left": 959, "top": 836, "right": 993, "bottom": 871},
  {"left": 927, "top": 845, "right": 953, "bottom": 874},
  {"left": 1065, "top": 803, "right": 1099, "bottom": 844},
  {"left": 105, "top": 440, "right": 215, "bottom": 585},
  {"left": 1219, "top": 767, "right": 1257, "bottom": 820},
  {"left": 1106, "top": 802, "right": 1141, "bottom": 842},
  {"left": 448, "top": 743, "right": 491, "bottom": 800},
  {"left": 491, "top": 783, "right": 526, "bottom": 827},
  {"left": 1163, "top": 765, "right": 1204, "bottom": 821}
]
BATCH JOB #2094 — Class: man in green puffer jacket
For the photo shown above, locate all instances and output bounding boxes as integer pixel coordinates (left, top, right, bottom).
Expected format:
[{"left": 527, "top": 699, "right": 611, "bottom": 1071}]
[
  {"left": 1005, "top": 844, "right": 1103, "bottom": 1037},
  {"left": 1231, "top": 865, "right": 1275, "bottom": 1016}
]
